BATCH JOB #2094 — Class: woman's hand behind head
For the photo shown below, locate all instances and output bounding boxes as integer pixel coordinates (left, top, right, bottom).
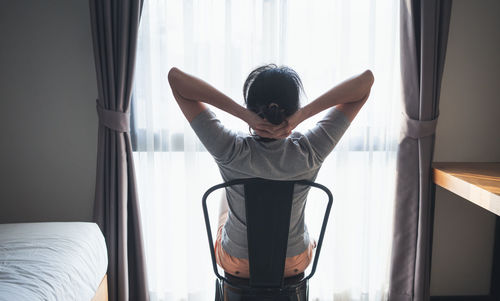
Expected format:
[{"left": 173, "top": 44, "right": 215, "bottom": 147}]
[
  {"left": 257, "top": 120, "right": 294, "bottom": 140},
  {"left": 253, "top": 122, "right": 291, "bottom": 140},
  {"left": 253, "top": 109, "right": 304, "bottom": 139},
  {"left": 243, "top": 108, "right": 291, "bottom": 139}
]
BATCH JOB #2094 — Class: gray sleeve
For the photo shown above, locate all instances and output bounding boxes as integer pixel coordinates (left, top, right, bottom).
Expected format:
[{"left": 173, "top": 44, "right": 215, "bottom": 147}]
[
  {"left": 304, "top": 108, "right": 351, "bottom": 162},
  {"left": 189, "top": 109, "right": 242, "bottom": 164}
]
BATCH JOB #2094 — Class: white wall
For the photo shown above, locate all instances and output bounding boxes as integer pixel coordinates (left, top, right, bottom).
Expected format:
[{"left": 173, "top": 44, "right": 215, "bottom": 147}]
[
  {"left": 431, "top": 0, "right": 500, "bottom": 295},
  {"left": 0, "top": 0, "right": 97, "bottom": 222}
]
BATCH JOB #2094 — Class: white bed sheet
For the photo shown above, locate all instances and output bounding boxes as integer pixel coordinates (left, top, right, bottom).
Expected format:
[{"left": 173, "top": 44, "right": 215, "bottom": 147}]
[{"left": 0, "top": 222, "right": 108, "bottom": 301}]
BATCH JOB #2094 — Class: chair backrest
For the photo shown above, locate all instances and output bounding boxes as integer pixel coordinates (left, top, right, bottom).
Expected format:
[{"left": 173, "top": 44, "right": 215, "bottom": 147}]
[
  {"left": 202, "top": 178, "right": 333, "bottom": 289},
  {"left": 244, "top": 178, "right": 295, "bottom": 287}
]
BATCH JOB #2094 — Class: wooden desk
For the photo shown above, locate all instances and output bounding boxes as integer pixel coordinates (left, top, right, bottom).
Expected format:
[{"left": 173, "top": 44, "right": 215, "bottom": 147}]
[
  {"left": 433, "top": 162, "right": 500, "bottom": 216},
  {"left": 432, "top": 162, "right": 500, "bottom": 300}
]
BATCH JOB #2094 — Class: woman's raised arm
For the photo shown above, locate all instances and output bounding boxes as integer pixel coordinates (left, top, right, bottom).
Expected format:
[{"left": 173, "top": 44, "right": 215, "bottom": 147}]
[
  {"left": 289, "top": 70, "right": 374, "bottom": 126},
  {"left": 167, "top": 67, "right": 285, "bottom": 137},
  {"left": 253, "top": 70, "right": 374, "bottom": 138}
]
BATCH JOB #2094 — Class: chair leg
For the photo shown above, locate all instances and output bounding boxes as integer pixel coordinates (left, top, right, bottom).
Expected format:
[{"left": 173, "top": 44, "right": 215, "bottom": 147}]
[{"left": 215, "top": 279, "right": 222, "bottom": 301}]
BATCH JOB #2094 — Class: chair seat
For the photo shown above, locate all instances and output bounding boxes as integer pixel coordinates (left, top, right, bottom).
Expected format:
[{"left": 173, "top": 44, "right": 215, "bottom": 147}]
[
  {"left": 220, "top": 272, "right": 308, "bottom": 301},
  {"left": 225, "top": 272, "right": 305, "bottom": 287}
]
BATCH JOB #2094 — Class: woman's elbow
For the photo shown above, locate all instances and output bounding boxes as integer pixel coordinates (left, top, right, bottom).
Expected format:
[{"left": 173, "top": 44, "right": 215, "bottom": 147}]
[
  {"left": 363, "top": 69, "right": 375, "bottom": 87},
  {"left": 167, "top": 67, "right": 181, "bottom": 87}
]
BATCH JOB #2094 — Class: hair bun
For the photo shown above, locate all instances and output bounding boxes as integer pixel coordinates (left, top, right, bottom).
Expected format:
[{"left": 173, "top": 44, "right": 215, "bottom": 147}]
[
  {"left": 268, "top": 102, "right": 279, "bottom": 109},
  {"left": 263, "top": 102, "right": 285, "bottom": 125}
]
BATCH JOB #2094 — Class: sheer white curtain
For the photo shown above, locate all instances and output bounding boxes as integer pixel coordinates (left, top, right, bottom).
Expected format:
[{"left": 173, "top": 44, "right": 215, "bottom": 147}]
[{"left": 132, "top": 0, "right": 401, "bottom": 300}]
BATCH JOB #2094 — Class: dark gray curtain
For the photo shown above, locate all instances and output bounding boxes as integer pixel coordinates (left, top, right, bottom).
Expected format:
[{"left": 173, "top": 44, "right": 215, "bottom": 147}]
[
  {"left": 89, "top": 1, "right": 148, "bottom": 300},
  {"left": 388, "top": 1, "right": 452, "bottom": 301}
]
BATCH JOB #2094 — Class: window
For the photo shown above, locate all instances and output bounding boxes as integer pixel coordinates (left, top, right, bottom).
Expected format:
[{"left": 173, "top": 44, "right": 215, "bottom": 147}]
[{"left": 132, "top": 1, "right": 400, "bottom": 300}]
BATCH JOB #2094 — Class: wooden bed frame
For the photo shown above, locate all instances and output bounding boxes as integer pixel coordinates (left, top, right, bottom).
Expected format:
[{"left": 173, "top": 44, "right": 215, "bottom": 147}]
[{"left": 91, "top": 274, "right": 108, "bottom": 301}]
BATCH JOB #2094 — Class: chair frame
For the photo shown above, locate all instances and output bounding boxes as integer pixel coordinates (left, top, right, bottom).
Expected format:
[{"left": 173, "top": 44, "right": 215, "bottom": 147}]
[{"left": 202, "top": 178, "right": 333, "bottom": 291}]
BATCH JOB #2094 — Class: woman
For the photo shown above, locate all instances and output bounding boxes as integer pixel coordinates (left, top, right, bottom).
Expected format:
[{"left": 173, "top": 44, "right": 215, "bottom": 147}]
[{"left": 168, "top": 64, "right": 374, "bottom": 278}]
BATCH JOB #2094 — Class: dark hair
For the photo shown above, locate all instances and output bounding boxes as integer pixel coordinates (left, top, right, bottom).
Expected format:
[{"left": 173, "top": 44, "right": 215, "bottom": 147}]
[{"left": 243, "top": 64, "right": 304, "bottom": 125}]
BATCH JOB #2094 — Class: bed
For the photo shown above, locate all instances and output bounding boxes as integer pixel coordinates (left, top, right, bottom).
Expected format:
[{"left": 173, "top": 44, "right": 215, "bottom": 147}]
[{"left": 0, "top": 222, "right": 108, "bottom": 301}]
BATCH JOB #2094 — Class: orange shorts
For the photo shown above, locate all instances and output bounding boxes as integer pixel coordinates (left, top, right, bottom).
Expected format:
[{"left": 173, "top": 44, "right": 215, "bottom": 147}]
[{"left": 214, "top": 212, "right": 316, "bottom": 278}]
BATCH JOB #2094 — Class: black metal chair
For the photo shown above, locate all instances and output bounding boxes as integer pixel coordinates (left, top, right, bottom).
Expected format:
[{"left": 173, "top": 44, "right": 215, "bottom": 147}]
[{"left": 202, "top": 178, "right": 333, "bottom": 301}]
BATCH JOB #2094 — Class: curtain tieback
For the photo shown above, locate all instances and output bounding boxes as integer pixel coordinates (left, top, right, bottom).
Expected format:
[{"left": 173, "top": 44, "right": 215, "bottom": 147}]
[
  {"left": 401, "top": 112, "right": 438, "bottom": 139},
  {"left": 96, "top": 99, "right": 130, "bottom": 132}
]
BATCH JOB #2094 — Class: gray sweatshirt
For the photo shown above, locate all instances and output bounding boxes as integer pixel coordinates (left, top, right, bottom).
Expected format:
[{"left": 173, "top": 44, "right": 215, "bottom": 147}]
[{"left": 190, "top": 108, "right": 350, "bottom": 259}]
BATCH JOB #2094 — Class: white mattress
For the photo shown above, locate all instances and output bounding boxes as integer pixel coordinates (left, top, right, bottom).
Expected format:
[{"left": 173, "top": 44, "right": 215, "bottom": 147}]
[{"left": 0, "top": 222, "right": 108, "bottom": 301}]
